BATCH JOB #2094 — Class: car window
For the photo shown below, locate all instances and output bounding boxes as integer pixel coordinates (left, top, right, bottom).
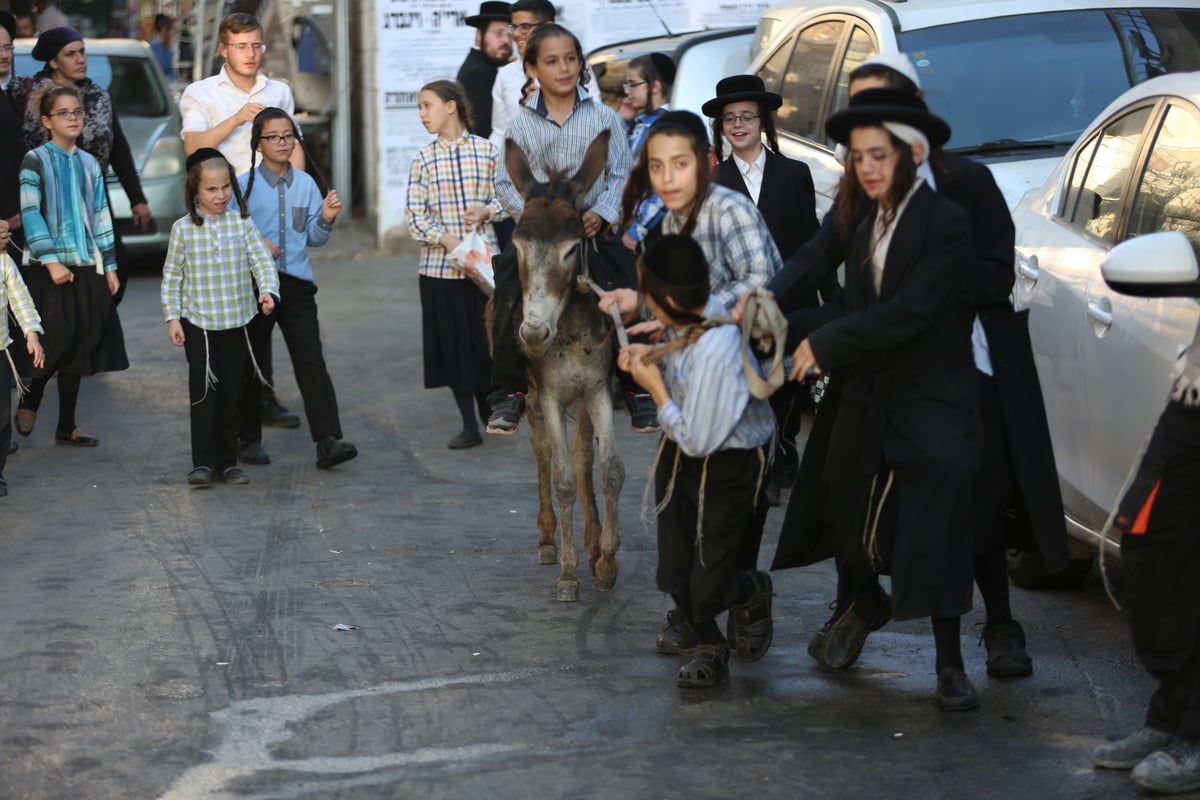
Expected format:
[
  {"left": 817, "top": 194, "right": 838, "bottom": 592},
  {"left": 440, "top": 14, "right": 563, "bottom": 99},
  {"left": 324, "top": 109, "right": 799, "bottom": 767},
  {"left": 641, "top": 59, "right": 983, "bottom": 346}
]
[
  {"left": 826, "top": 26, "right": 876, "bottom": 140},
  {"left": 776, "top": 20, "right": 844, "bottom": 142},
  {"left": 13, "top": 52, "right": 170, "bottom": 117},
  {"left": 900, "top": 9, "right": 1200, "bottom": 153},
  {"left": 756, "top": 32, "right": 794, "bottom": 94},
  {"left": 1128, "top": 102, "right": 1200, "bottom": 259},
  {"left": 1063, "top": 106, "right": 1153, "bottom": 242}
]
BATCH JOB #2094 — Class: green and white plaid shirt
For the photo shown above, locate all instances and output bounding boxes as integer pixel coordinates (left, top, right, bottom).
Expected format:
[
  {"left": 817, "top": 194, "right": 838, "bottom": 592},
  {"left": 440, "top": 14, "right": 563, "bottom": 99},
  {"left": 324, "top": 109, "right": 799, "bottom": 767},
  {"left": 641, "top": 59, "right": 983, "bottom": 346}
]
[
  {"left": 1, "top": 253, "right": 43, "bottom": 350},
  {"left": 161, "top": 210, "right": 280, "bottom": 331}
]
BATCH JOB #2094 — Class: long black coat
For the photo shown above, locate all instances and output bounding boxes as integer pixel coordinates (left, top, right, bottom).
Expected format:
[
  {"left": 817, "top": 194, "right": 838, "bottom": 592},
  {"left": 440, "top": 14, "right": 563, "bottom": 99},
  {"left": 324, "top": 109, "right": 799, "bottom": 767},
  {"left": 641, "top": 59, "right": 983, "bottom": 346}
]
[
  {"left": 0, "top": 87, "right": 25, "bottom": 222},
  {"left": 456, "top": 47, "right": 500, "bottom": 141}
]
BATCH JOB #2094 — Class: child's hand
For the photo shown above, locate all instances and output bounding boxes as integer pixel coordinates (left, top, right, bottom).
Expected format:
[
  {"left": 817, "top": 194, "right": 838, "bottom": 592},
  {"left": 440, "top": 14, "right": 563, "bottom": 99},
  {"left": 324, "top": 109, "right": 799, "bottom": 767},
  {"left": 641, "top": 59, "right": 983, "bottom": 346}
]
[
  {"left": 618, "top": 97, "right": 636, "bottom": 122},
  {"left": 46, "top": 262, "right": 73, "bottom": 285},
  {"left": 259, "top": 293, "right": 275, "bottom": 315},
  {"left": 462, "top": 204, "right": 490, "bottom": 230},
  {"left": 0, "top": 219, "right": 9, "bottom": 250},
  {"left": 598, "top": 288, "right": 638, "bottom": 320},
  {"left": 106, "top": 271, "right": 120, "bottom": 296},
  {"left": 788, "top": 338, "right": 822, "bottom": 383},
  {"left": 26, "top": 332, "right": 44, "bottom": 368},
  {"left": 167, "top": 320, "right": 185, "bottom": 346},
  {"left": 321, "top": 190, "right": 342, "bottom": 222},
  {"left": 264, "top": 238, "right": 281, "bottom": 258},
  {"left": 582, "top": 211, "right": 603, "bottom": 239},
  {"left": 621, "top": 230, "right": 637, "bottom": 251},
  {"left": 618, "top": 344, "right": 665, "bottom": 396}
]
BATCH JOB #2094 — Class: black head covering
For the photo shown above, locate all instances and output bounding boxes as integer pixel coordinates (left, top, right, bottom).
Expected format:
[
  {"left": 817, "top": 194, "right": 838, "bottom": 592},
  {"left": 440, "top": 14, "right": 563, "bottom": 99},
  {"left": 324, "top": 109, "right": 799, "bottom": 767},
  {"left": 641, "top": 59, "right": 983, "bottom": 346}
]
[
  {"left": 465, "top": 1, "right": 511, "bottom": 29},
  {"left": 186, "top": 147, "right": 227, "bottom": 173},
  {"left": 701, "top": 74, "right": 782, "bottom": 118},
  {"left": 31, "top": 26, "right": 83, "bottom": 62},
  {"left": 825, "top": 87, "right": 951, "bottom": 149},
  {"left": 647, "top": 52, "right": 676, "bottom": 87},
  {"left": 647, "top": 110, "right": 709, "bottom": 144},
  {"left": 0, "top": 12, "right": 16, "bottom": 41},
  {"left": 642, "top": 234, "right": 709, "bottom": 289}
]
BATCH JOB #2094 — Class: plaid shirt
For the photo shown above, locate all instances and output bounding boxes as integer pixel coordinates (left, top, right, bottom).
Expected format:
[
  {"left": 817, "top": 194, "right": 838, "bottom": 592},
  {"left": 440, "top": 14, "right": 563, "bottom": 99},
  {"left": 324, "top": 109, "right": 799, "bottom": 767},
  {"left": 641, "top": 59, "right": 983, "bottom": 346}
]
[
  {"left": 161, "top": 209, "right": 280, "bottom": 331},
  {"left": 663, "top": 184, "right": 782, "bottom": 311},
  {"left": 495, "top": 86, "right": 630, "bottom": 225},
  {"left": 1, "top": 253, "right": 43, "bottom": 350},
  {"left": 405, "top": 131, "right": 506, "bottom": 279}
]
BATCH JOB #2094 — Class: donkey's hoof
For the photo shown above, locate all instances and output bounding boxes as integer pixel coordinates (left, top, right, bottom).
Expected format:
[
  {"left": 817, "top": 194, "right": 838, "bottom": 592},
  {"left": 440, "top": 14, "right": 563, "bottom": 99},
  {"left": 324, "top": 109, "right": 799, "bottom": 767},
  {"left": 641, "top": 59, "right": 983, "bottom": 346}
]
[
  {"left": 538, "top": 544, "right": 558, "bottom": 565},
  {"left": 556, "top": 579, "right": 580, "bottom": 602},
  {"left": 594, "top": 574, "right": 616, "bottom": 592}
]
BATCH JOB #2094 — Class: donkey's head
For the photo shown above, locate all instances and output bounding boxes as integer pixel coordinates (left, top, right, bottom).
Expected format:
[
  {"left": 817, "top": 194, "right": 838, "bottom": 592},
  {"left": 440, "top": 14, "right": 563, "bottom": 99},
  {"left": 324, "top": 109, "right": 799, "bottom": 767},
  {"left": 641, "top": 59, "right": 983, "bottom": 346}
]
[{"left": 505, "top": 130, "right": 610, "bottom": 358}]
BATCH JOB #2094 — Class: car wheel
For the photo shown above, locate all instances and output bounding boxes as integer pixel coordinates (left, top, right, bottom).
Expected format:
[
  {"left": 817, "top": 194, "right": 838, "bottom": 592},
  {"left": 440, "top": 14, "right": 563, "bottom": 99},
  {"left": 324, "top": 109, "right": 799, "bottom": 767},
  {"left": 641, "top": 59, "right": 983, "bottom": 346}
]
[{"left": 1006, "top": 548, "right": 1094, "bottom": 590}]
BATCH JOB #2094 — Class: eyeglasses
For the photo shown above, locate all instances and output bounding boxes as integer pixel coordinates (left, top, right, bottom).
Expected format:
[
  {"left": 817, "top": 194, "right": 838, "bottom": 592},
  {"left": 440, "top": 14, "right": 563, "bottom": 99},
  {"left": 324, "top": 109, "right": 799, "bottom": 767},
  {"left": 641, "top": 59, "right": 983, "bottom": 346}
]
[
  {"left": 261, "top": 133, "right": 296, "bottom": 145},
  {"left": 851, "top": 148, "right": 898, "bottom": 166},
  {"left": 722, "top": 113, "right": 760, "bottom": 126},
  {"left": 224, "top": 42, "right": 266, "bottom": 54},
  {"left": 49, "top": 109, "right": 86, "bottom": 120},
  {"left": 506, "top": 21, "right": 546, "bottom": 34},
  {"left": 0, "top": 44, "right": 13, "bottom": 54},
  {"left": 622, "top": 80, "right": 647, "bottom": 92}
]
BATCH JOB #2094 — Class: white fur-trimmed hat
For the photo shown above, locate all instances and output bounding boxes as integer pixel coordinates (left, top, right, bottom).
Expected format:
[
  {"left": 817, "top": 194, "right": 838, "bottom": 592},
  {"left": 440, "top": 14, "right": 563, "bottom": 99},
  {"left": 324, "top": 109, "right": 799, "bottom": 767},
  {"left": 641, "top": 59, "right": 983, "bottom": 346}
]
[{"left": 861, "top": 51, "right": 922, "bottom": 90}]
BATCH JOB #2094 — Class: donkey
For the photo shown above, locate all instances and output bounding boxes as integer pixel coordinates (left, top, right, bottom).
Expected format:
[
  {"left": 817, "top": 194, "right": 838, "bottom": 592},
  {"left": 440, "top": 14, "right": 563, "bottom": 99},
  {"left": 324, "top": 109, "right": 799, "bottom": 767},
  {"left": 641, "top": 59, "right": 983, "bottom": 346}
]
[{"left": 503, "top": 130, "right": 625, "bottom": 602}]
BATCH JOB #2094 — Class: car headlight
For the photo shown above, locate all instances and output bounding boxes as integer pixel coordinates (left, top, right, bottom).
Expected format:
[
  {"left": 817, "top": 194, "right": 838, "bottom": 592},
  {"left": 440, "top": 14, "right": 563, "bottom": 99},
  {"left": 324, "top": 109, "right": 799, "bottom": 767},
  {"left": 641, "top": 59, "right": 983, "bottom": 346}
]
[{"left": 141, "top": 135, "right": 186, "bottom": 180}]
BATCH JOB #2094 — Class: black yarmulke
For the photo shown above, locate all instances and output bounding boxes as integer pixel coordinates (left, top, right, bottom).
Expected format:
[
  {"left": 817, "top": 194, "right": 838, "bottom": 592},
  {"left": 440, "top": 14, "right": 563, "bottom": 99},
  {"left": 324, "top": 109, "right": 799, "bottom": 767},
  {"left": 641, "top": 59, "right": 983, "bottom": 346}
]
[{"left": 642, "top": 234, "right": 709, "bottom": 289}]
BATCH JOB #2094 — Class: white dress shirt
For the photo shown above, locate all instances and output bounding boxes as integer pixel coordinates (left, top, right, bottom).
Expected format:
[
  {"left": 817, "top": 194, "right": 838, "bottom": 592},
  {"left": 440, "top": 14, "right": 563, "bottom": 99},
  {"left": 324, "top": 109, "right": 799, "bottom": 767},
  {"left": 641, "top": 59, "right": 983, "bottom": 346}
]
[
  {"left": 732, "top": 147, "right": 767, "bottom": 205},
  {"left": 179, "top": 66, "right": 298, "bottom": 176}
]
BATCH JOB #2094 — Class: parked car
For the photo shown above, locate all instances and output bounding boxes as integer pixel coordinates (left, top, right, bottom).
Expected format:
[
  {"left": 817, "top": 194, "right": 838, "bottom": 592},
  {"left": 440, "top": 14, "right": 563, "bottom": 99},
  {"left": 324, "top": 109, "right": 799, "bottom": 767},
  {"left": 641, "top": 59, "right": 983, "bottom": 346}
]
[
  {"left": 588, "top": 27, "right": 754, "bottom": 119},
  {"left": 745, "top": 0, "right": 1200, "bottom": 214},
  {"left": 1011, "top": 71, "right": 1200, "bottom": 583},
  {"left": 14, "top": 38, "right": 187, "bottom": 258}
]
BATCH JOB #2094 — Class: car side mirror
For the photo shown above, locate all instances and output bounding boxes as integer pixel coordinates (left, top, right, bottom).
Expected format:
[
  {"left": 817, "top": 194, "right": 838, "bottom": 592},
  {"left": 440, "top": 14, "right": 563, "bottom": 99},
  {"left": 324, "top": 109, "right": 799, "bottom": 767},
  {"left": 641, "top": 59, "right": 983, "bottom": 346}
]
[{"left": 1101, "top": 231, "right": 1200, "bottom": 298}]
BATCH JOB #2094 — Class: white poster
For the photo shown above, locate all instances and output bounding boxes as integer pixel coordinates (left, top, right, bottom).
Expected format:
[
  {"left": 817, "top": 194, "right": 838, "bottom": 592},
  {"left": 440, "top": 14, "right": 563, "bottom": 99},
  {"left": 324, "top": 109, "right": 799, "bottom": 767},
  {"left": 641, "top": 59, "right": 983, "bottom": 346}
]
[{"left": 375, "top": 0, "right": 768, "bottom": 241}]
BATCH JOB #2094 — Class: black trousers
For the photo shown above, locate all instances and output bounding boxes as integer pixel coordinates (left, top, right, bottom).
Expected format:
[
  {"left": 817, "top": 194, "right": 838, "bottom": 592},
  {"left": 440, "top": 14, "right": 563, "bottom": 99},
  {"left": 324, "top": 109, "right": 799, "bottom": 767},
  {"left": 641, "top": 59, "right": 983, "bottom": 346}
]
[
  {"left": 182, "top": 319, "right": 247, "bottom": 471},
  {"left": 239, "top": 274, "right": 342, "bottom": 444},
  {"left": 656, "top": 439, "right": 768, "bottom": 623},
  {"left": 0, "top": 359, "right": 11, "bottom": 477},
  {"left": 1120, "top": 400, "right": 1200, "bottom": 738},
  {"left": 973, "top": 374, "right": 1015, "bottom": 555}
]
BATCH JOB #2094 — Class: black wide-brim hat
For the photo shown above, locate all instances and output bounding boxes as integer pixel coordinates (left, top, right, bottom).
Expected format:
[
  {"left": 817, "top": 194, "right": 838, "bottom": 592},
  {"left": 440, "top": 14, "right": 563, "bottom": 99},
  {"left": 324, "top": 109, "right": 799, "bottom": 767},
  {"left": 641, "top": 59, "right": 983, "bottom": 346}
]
[
  {"left": 825, "top": 87, "right": 951, "bottom": 149},
  {"left": 0, "top": 11, "right": 15, "bottom": 41},
  {"left": 465, "top": 1, "right": 511, "bottom": 28},
  {"left": 701, "top": 74, "right": 782, "bottom": 118}
]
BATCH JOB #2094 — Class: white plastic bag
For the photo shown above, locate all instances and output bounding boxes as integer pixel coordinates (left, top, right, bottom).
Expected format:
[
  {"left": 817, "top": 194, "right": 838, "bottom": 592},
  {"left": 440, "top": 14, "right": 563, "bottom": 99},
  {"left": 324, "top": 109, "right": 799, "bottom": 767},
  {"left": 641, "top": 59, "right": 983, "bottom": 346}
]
[{"left": 448, "top": 230, "right": 495, "bottom": 295}]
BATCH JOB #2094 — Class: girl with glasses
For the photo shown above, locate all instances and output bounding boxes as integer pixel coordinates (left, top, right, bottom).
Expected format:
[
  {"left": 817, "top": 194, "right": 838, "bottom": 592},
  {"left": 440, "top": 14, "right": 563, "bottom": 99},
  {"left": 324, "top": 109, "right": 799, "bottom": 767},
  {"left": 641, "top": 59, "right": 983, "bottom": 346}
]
[{"left": 16, "top": 84, "right": 127, "bottom": 448}]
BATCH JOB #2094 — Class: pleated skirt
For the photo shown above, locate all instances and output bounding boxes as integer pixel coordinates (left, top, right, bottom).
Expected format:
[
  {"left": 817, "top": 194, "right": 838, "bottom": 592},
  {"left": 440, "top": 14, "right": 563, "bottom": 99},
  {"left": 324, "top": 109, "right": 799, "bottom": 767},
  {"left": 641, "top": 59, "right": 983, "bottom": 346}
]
[{"left": 419, "top": 274, "right": 491, "bottom": 393}]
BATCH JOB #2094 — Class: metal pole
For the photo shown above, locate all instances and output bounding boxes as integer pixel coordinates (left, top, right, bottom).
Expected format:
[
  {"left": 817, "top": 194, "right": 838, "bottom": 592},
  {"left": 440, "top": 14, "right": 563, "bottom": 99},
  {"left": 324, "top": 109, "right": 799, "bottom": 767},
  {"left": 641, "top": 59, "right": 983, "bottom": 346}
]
[
  {"left": 332, "top": 0, "right": 352, "bottom": 208},
  {"left": 191, "top": 0, "right": 206, "bottom": 83}
]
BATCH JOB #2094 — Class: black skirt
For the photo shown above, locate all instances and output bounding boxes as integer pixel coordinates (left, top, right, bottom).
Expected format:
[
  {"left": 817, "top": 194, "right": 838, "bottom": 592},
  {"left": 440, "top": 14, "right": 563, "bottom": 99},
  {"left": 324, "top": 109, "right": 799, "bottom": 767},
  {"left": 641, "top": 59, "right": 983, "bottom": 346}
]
[
  {"left": 20, "top": 263, "right": 128, "bottom": 377},
  {"left": 419, "top": 274, "right": 491, "bottom": 393}
]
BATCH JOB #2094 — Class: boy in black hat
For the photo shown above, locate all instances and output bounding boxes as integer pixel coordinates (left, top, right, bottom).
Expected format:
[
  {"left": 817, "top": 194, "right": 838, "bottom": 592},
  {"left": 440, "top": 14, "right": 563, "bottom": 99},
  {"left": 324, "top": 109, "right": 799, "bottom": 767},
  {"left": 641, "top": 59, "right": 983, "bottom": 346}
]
[{"left": 456, "top": 2, "right": 512, "bottom": 141}]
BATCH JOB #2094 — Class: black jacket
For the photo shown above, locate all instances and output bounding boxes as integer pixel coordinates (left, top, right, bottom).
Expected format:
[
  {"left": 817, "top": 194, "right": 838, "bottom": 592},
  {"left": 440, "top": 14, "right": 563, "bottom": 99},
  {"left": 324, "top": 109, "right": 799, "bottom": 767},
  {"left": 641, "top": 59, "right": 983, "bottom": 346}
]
[
  {"left": 0, "top": 89, "right": 26, "bottom": 221},
  {"left": 456, "top": 48, "right": 499, "bottom": 141},
  {"left": 714, "top": 149, "right": 819, "bottom": 261}
]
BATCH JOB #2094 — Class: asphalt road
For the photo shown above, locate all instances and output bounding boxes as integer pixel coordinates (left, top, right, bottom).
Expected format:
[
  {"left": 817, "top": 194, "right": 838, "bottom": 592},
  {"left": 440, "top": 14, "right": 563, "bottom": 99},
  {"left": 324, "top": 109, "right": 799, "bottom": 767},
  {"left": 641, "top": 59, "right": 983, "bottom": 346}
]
[{"left": 0, "top": 228, "right": 1176, "bottom": 799}]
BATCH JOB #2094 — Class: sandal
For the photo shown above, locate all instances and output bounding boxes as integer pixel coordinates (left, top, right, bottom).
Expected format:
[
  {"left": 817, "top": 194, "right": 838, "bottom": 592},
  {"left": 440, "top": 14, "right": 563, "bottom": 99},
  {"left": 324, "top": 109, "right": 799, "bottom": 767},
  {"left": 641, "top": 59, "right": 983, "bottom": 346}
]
[
  {"left": 676, "top": 643, "right": 730, "bottom": 689},
  {"left": 730, "top": 570, "right": 774, "bottom": 662},
  {"left": 14, "top": 409, "right": 35, "bottom": 437}
]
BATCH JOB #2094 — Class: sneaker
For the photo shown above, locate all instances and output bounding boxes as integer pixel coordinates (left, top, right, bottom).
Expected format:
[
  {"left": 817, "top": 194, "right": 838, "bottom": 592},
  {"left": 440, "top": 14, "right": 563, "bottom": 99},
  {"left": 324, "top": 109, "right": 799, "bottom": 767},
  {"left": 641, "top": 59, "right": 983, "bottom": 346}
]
[
  {"left": 655, "top": 608, "right": 696, "bottom": 655},
  {"left": 261, "top": 397, "right": 301, "bottom": 429},
  {"left": 447, "top": 430, "right": 483, "bottom": 450},
  {"left": 1093, "top": 727, "right": 1177, "bottom": 770},
  {"left": 217, "top": 467, "right": 250, "bottom": 485},
  {"left": 239, "top": 441, "right": 271, "bottom": 465},
  {"left": 487, "top": 393, "right": 525, "bottom": 435},
  {"left": 1131, "top": 737, "right": 1200, "bottom": 793},
  {"left": 624, "top": 392, "right": 660, "bottom": 433},
  {"left": 187, "top": 466, "right": 213, "bottom": 488},
  {"left": 936, "top": 666, "right": 981, "bottom": 712},
  {"left": 316, "top": 436, "right": 358, "bottom": 469},
  {"left": 982, "top": 619, "right": 1033, "bottom": 678}
]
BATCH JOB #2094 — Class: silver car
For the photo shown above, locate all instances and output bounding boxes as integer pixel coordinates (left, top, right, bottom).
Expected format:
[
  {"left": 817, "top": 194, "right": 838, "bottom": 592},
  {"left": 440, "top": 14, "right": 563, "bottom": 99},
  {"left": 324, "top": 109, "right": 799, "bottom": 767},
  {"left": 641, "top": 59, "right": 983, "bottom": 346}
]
[
  {"left": 14, "top": 38, "right": 187, "bottom": 258},
  {"left": 1012, "top": 71, "right": 1200, "bottom": 579}
]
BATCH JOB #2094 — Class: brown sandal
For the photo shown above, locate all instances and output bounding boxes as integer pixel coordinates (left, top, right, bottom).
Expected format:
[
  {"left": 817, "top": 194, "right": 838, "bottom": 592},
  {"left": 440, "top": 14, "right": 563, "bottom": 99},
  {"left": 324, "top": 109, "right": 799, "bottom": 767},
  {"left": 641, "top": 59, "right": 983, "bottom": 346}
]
[
  {"left": 14, "top": 409, "right": 35, "bottom": 437},
  {"left": 676, "top": 643, "right": 730, "bottom": 688}
]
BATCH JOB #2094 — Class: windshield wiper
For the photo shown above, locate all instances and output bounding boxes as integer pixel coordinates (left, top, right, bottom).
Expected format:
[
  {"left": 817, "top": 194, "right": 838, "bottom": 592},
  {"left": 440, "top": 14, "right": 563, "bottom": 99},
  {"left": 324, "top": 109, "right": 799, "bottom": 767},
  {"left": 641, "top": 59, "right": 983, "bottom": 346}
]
[{"left": 949, "top": 138, "right": 1070, "bottom": 155}]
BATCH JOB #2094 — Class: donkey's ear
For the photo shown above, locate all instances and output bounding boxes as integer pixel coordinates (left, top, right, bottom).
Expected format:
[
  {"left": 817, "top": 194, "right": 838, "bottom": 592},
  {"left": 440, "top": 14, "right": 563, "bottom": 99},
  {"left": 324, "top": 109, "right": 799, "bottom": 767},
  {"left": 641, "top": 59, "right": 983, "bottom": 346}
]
[
  {"left": 505, "top": 138, "right": 537, "bottom": 199},
  {"left": 568, "top": 130, "right": 610, "bottom": 208}
]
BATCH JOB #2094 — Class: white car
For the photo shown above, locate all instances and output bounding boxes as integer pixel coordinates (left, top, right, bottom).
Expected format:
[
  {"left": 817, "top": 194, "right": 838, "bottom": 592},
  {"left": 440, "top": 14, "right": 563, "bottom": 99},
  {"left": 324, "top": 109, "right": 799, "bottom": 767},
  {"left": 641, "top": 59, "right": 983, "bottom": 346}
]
[
  {"left": 1013, "top": 71, "right": 1200, "bottom": 578},
  {"left": 746, "top": 0, "right": 1200, "bottom": 214}
]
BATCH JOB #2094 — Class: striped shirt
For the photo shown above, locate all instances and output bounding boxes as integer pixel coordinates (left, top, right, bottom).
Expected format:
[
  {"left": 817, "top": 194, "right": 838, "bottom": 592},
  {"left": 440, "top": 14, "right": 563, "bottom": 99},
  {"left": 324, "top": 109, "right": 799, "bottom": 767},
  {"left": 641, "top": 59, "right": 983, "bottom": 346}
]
[
  {"left": 160, "top": 209, "right": 280, "bottom": 331},
  {"left": 238, "top": 164, "right": 333, "bottom": 283},
  {"left": 0, "top": 253, "right": 43, "bottom": 350},
  {"left": 405, "top": 131, "right": 506, "bottom": 280},
  {"left": 495, "top": 86, "right": 630, "bottom": 225},
  {"left": 663, "top": 184, "right": 782, "bottom": 311},
  {"left": 657, "top": 295, "right": 776, "bottom": 457},
  {"left": 20, "top": 143, "right": 116, "bottom": 271}
]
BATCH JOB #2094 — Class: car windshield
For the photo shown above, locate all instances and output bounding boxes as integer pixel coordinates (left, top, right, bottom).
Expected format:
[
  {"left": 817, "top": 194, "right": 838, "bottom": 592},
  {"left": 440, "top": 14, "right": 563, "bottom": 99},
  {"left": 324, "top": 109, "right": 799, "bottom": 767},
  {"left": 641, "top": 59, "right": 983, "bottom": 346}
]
[
  {"left": 900, "top": 8, "right": 1200, "bottom": 153},
  {"left": 13, "top": 53, "right": 171, "bottom": 117}
]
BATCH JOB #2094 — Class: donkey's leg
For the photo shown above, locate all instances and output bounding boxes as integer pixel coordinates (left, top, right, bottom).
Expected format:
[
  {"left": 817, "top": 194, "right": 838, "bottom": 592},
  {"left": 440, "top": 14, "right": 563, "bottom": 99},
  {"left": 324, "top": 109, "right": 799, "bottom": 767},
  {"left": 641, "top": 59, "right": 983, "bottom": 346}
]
[
  {"left": 543, "top": 398, "right": 580, "bottom": 601},
  {"left": 585, "top": 386, "right": 624, "bottom": 592},
  {"left": 526, "top": 402, "right": 557, "bottom": 565},
  {"left": 571, "top": 406, "right": 602, "bottom": 576}
]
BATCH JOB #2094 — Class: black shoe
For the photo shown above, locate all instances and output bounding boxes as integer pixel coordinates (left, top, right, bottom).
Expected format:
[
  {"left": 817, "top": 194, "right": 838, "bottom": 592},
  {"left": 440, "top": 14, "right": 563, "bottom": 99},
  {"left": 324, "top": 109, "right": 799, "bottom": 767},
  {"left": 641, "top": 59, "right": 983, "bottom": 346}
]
[
  {"left": 316, "top": 436, "right": 358, "bottom": 469},
  {"left": 764, "top": 468, "right": 782, "bottom": 507},
  {"left": 936, "top": 666, "right": 980, "bottom": 711},
  {"left": 217, "top": 466, "right": 250, "bottom": 485},
  {"left": 487, "top": 393, "right": 525, "bottom": 435},
  {"left": 447, "top": 430, "right": 483, "bottom": 450},
  {"left": 677, "top": 642, "right": 731, "bottom": 689},
  {"left": 7, "top": 441, "right": 16, "bottom": 455},
  {"left": 187, "top": 466, "right": 213, "bottom": 488},
  {"left": 982, "top": 619, "right": 1033, "bottom": 678},
  {"left": 730, "top": 570, "right": 774, "bottom": 662},
  {"left": 261, "top": 398, "right": 301, "bottom": 429},
  {"left": 0, "top": 476, "right": 7, "bottom": 497},
  {"left": 655, "top": 609, "right": 696, "bottom": 655},
  {"left": 624, "top": 392, "right": 660, "bottom": 433},
  {"left": 239, "top": 441, "right": 271, "bottom": 465},
  {"left": 807, "top": 602, "right": 840, "bottom": 663},
  {"left": 818, "top": 588, "right": 892, "bottom": 671},
  {"left": 55, "top": 428, "right": 99, "bottom": 447}
]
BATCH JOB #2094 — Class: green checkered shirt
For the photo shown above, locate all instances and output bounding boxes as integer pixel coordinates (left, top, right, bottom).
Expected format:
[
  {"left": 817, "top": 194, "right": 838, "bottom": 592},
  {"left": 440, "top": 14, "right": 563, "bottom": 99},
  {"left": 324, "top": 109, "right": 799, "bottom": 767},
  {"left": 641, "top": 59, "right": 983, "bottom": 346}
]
[
  {"left": 1, "top": 253, "right": 43, "bottom": 350},
  {"left": 161, "top": 210, "right": 280, "bottom": 331}
]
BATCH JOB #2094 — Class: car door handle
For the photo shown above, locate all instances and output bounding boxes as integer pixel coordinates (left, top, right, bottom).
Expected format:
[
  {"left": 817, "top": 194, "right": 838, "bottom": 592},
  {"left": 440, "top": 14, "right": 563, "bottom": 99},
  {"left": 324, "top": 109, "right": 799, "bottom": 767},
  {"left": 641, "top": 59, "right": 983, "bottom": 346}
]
[
  {"left": 1017, "top": 254, "right": 1039, "bottom": 283},
  {"left": 1087, "top": 299, "right": 1113, "bottom": 328}
]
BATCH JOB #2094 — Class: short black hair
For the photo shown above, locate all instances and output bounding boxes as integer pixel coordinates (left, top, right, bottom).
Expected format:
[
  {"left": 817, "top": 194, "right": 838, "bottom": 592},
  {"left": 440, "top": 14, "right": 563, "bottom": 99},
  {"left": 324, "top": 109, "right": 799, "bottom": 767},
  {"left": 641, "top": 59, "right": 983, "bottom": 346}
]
[
  {"left": 510, "top": 0, "right": 555, "bottom": 21},
  {"left": 154, "top": 14, "right": 173, "bottom": 32}
]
